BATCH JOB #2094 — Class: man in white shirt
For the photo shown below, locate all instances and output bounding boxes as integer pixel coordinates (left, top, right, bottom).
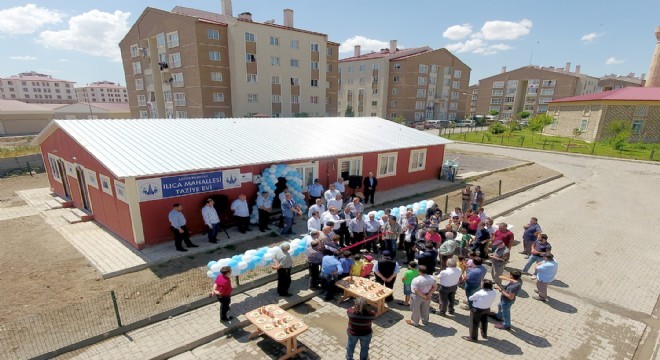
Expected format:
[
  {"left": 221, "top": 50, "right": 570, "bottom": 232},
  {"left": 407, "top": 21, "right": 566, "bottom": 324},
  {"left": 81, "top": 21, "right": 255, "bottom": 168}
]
[
  {"left": 406, "top": 265, "right": 437, "bottom": 326},
  {"left": 322, "top": 207, "right": 342, "bottom": 231},
  {"left": 333, "top": 177, "right": 345, "bottom": 198},
  {"left": 230, "top": 194, "right": 251, "bottom": 233},
  {"left": 201, "top": 198, "right": 221, "bottom": 243},
  {"left": 307, "top": 211, "right": 322, "bottom": 234},
  {"left": 308, "top": 198, "right": 326, "bottom": 218},
  {"left": 324, "top": 183, "right": 340, "bottom": 203},
  {"left": 464, "top": 280, "right": 497, "bottom": 342},
  {"left": 434, "top": 258, "right": 462, "bottom": 315},
  {"left": 346, "top": 197, "right": 364, "bottom": 217},
  {"left": 327, "top": 194, "right": 343, "bottom": 213}
]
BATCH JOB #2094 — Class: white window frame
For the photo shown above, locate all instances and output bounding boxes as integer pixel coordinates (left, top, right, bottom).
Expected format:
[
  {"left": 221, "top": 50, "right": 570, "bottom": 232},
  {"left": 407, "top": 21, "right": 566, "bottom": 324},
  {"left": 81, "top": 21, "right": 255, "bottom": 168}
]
[
  {"left": 377, "top": 152, "right": 398, "bottom": 178},
  {"left": 247, "top": 74, "right": 257, "bottom": 83},
  {"left": 271, "top": 56, "right": 280, "bottom": 66},
  {"left": 291, "top": 40, "right": 299, "bottom": 49},
  {"left": 208, "top": 29, "right": 220, "bottom": 40},
  {"left": 166, "top": 31, "right": 179, "bottom": 48},
  {"left": 248, "top": 93, "right": 258, "bottom": 103},
  {"left": 130, "top": 44, "right": 139, "bottom": 58},
  {"left": 135, "top": 78, "right": 144, "bottom": 91},
  {"left": 337, "top": 156, "right": 363, "bottom": 180},
  {"left": 311, "top": 61, "right": 319, "bottom": 69},
  {"left": 173, "top": 92, "right": 186, "bottom": 106},
  {"left": 137, "top": 95, "right": 146, "bottom": 106},
  {"left": 47, "top": 154, "right": 62, "bottom": 183},
  {"left": 409, "top": 149, "right": 427, "bottom": 172},
  {"left": 270, "top": 36, "right": 279, "bottom": 46},
  {"left": 209, "top": 51, "right": 221, "bottom": 61},
  {"left": 213, "top": 93, "right": 224, "bottom": 102},
  {"left": 171, "top": 73, "right": 184, "bottom": 87},
  {"left": 290, "top": 59, "right": 299, "bottom": 67},
  {"left": 211, "top": 72, "right": 223, "bottom": 82},
  {"left": 139, "top": 110, "right": 148, "bottom": 118},
  {"left": 310, "top": 43, "right": 319, "bottom": 52},
  {"left": 169, "top": 53, "right": 182, "bottom": 68},
  {"left": 272, "top": 76, "right": 280, "bottom": 85},
  {"left": 156, "top": 33, "right": 165, "bottom": 48},
  {"left": 245, "top": 32, "right": 255, "bottom": 42},
  {"left": 176, "top": 111, "right": 187, "bottom": 118},
  {"left": 453, "top": 69, "right": 462, "bottom": 78},
  {"left": 288, "top": 161, "right": 319, "bottom": 192},
  {"left": 631, "top": 119, "right": 644, "bottom": 135},
  {"left": 132, "top": 62, "right": 142, "bottom": 75},
  {"left": 272, "top": 95, "right": 281, "bottom": 103}
]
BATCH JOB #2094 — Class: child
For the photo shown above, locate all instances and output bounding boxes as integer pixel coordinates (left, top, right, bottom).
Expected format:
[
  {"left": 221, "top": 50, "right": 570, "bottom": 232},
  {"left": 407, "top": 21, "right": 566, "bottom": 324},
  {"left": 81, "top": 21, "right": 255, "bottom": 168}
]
[
  {"left": 351, "top": 254, "right": 364, "bottom": 277},
  {"left": 360, "top": 254, "right": 375, "bottom": 278},
  {"left": 339, "top": 250, "right": 354, "bottom": 279},
  {"left": 398, "top": 261, "right": 419, "bottom": 306}
]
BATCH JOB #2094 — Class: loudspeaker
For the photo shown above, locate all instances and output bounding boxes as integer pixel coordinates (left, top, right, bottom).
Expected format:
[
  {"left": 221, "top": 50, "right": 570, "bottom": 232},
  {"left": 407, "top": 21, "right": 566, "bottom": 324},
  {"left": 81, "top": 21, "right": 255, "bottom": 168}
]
[{"left": 348, "top": 175, "right": 363, "bottom": 189}]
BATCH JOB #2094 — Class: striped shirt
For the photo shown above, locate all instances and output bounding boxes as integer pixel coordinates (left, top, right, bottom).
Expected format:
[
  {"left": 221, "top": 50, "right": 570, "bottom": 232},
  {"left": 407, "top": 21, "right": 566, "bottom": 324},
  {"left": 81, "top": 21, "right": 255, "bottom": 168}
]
[{"left": 346, "top": 308, "right": 375, "bottom": 336}]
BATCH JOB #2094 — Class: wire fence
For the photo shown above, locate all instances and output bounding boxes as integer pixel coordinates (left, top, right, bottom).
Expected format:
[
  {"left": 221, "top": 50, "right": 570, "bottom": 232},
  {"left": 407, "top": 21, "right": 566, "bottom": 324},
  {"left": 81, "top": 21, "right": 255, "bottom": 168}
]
[{"left": 0, "top": 252, "right": 310, "bottom": 360}]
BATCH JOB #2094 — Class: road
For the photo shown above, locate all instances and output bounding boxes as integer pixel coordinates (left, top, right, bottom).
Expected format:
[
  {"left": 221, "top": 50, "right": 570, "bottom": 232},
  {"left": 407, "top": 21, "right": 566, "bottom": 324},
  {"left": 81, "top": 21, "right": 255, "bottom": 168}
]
[{"left": 172, "top": 143, "right": 660, "bottom": 360}]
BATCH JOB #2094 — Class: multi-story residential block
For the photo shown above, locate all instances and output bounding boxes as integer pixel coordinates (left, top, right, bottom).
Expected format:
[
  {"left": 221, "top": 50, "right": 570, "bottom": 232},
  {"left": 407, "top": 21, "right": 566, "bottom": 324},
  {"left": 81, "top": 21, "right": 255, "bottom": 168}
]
[
  {"left": 119, "top": 1, "right": 339, "bottom": 119},
  {"left": 596, "top": 73, "right": 645, "bottom": 92},
  {"left": 0, "top": 71, "right": 76, "bottom": 104},
  {"left": 466, "top": 84, "right": 478, "bottom": 118},
  {"left": 338, "top": 42, "right": 471, "bottom": 121},
  {"left": 547, "top": 87, "right": 660, "bottom": 143},
  {"left": 473, "top": 64, "right": 599, "bottom": 120},
  {"left": 75, "top": 81, "right": 129, "bottom": 103}
]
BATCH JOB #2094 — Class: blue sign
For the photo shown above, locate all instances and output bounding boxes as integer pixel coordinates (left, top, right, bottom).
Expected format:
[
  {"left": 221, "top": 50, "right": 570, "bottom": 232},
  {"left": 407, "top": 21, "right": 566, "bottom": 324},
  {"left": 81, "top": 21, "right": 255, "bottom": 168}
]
[{"left": 161, "top": 172, "right": 224, "bottom": 198}]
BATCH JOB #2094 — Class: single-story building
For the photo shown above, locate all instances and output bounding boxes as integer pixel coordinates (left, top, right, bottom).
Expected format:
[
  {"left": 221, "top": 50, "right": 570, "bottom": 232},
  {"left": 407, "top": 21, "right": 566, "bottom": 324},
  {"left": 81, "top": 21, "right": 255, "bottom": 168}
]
[
  {"left": 0, "top": 99, "right": 53, "bottom": 135},
  {"left": 33, "top": 117, "right": 451, "bottom": 249},
  {"left": 37, "top": 102, "right": 131, "bottom": 120},
  {"left": 547, "top": 87, "right": 660, "bottom": 142}
]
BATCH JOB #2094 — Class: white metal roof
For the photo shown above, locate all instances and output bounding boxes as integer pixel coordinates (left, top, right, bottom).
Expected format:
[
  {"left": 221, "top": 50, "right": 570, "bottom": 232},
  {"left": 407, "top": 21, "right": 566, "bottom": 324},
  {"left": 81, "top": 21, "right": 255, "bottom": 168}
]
[{"left": 34, "top": 117, "right": 451, "bottom": 179}]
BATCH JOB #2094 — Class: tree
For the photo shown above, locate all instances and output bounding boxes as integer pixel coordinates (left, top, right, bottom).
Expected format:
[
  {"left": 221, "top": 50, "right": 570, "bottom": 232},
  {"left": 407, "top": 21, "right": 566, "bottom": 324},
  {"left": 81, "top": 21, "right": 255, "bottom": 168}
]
[
  {"left": 572, "top": 127, "right": 583, "bottom": 138},
  {"left": 516, "top": 111, "right": 531, "bottom": 120},
  {"left": 345, "top": 105, "right": 354, "bottom": 117},
  {"left": 293, "top": 112, "right": 309, "bottom": 117},
  {"left": 507, "top": 120, "right": 522, "bottom": 136},
  {"left": 527, "top": 113, "right": 554, "bottom": 139},
  {"left": 603, "top": 120, "right": 632, "bottom": 150},
  {"left": 489, "top": 110, "right": 499, "bottom": 116},
  {"left": 392, "top": 115, "right": 406, "bottom": 124}
]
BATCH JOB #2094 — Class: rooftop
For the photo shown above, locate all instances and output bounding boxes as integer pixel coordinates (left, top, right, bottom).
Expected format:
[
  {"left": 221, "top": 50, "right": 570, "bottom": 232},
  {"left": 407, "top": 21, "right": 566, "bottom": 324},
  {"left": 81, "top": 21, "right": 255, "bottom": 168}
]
[
  {"left": 0, "top": 99, "right": 55, "bottom": 113},
  {"left": 34, "top": 117, "right": 451, "bottom": 179},
  {"left": 550, "top": 87, "right": 660, "bottom": 103},
  {"left": 1, "top": 71, "right": 74, "bottom": 83},
  {"left": 339, "top": 47, "right": 431, "bottom": 63}
]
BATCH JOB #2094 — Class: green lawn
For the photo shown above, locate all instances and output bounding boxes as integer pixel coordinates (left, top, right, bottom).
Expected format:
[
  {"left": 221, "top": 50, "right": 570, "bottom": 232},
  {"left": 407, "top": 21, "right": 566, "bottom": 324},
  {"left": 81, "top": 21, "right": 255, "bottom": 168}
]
[
  {"left": 441, "top": 128, "right": 660, "bottom": 161},
  {"left": 0, "top": 145, "right": 41, "bottom": 158}
]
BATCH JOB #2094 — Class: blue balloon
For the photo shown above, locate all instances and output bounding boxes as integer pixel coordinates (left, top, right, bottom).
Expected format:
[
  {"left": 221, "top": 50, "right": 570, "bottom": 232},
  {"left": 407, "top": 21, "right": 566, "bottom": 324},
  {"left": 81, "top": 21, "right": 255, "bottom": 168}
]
[
  {"left": 231, "top": 255, "right": 242, "bottom": 262},
  {"left": 252, "top": 255, "right": 262, "bottom": 265},
  {"left": 246, "top": 262, "right": 255, "bottom": 271},
  {"left": 375, "top": 214, "right": 382, "bottom": 220},
  {"left": 207, "top": 260, "right": 217, "bottom": 269},
  {"left": 258, "top": 247, "right": 269, "bottom": 254},
  {"left": 227, "top": 259, "right": 239, "bottom": 268}
]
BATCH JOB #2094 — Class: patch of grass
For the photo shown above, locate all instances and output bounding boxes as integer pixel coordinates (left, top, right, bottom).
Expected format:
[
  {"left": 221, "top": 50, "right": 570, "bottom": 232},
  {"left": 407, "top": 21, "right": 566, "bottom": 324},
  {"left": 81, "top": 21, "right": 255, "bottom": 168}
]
[
  {"left": 445, "top": 128, "right": 659, "bottom": 161},
  {"left": 0, "top": 145, "right": 40, "bottom": 158}
]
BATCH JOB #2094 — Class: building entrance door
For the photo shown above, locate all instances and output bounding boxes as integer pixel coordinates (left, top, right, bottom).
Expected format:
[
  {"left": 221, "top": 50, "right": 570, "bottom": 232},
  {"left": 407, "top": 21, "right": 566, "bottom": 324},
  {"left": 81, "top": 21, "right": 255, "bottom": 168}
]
[
  {"left": 56, "top": 160, "right": 71, "bottom": 198},
  {"left": 75, "top": 166, "right": 92, "bottom": 212}
]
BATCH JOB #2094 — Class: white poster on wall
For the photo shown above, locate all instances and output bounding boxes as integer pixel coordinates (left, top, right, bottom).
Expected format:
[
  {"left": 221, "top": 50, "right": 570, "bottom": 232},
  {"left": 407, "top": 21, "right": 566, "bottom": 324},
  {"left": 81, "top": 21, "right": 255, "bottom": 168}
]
[
  {"left": 84, "top": 168, "right": 99, "bottom": 189},
  {"left": 99, "top": 174, "right": 113, "bottom": 196},
  {"left": 240, "top": 172, "right": 252, "bottom": 184},
  {"left": 65, "top": 161, "right": 76, "bottom": 178},
  {"left": 114, "top": 181, "right": 127, "bottom": 203}
]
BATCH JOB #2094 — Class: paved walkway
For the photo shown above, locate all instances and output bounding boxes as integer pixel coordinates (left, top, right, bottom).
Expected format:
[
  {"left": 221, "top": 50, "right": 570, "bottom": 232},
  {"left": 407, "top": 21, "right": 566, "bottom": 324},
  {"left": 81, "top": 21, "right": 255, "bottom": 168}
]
[{"left": 56, "top": 174, "right": 576, "bottom": 360}]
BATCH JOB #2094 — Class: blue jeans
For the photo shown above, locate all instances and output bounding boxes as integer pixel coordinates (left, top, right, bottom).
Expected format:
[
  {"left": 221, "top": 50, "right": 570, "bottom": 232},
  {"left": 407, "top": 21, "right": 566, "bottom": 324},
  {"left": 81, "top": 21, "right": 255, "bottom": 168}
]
[
  {"left": 346, "top": 333, "right": 372, "bottom": 360},
  {"left": 465, "top": 283, "right": 478, "bottom": 309},
  {"left": 385, "top": 239, "right": 397, "bottom": 256},
  {"left": 522, "top": 255, "right": 543, "bottom": 273},
  {"left": 281, "top": 216, "right": 294, "bottom": 235},
  {"left": 497, "top": 300, "right": 513, "bottom": 327},
  {"left": 208, "top": 222, "right": 220, "bottom": 242}
]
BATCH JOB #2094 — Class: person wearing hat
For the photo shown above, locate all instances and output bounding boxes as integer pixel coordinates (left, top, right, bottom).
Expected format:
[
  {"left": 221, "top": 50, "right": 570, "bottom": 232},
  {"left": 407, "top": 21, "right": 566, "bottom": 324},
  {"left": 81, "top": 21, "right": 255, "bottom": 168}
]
[
  {"left": 256, "top": 191, "right": 273, "bottom": 232},
  {"left": 307, "top": 178, "right": 324, "bottom": 206},
  {"left": 488, "top": 240, "right": 510, "bottom": 286},
  {"left": 374, "top": 250, "right": 399, "bottom": 302},
  {"left": 493, "top": 270, "right": 522, "bottom": 330}
]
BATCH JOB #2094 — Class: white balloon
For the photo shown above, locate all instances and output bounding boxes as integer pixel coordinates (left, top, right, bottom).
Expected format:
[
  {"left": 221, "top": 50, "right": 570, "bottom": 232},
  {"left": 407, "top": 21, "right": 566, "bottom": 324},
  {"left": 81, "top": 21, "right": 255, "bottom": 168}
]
[
  {"left": 238, "top": 261, "right": 248, "bottom": 270},
  {"left": 427, "top": 200, "right": 435, "bottom": 207},
  {"left": 207, "top": 270, "right": 215, "bottom": 278},
  {"left": 243, "top": 255, "right": 253, "bottom": 264},
  {"left": 399, "top": 206, "right": 406, "bottom": 213},
  {"left": 210, "top": 263, "right": 222, "bottom": 272},
  {"left": 217, "top": 258, "right": 231, "bottom": 267},
  {"left": 263, "top": 253, "right": 274, "bottom": 261},
  {"left": 245, "top": 249, "right": 257, "bottom": 256}
]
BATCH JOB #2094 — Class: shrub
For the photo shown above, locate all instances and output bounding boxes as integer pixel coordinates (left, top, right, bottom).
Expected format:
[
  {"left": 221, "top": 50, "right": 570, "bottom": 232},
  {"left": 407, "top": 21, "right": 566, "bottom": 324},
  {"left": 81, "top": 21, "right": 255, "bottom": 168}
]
[{"left": 489, "top": 122, "right": 506, "bottom": 134}]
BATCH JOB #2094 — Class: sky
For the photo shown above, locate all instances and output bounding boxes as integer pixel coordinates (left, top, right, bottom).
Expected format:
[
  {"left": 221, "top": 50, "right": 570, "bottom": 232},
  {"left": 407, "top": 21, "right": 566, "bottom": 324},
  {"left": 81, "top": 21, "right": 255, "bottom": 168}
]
[{"left": 1, "top": 0, "right": 659, "bottom": 86}]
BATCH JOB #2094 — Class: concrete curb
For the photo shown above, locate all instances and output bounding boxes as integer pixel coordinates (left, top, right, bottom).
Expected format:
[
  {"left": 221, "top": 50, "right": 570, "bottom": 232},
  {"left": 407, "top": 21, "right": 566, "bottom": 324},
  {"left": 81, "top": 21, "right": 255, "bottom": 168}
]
[
  {"left": 450, "top": 141, "right": 659, "bottom": 165},
  {"left": 483, "top": 173, "right": 564, "bottom": 207},
  {"left": 458, "top": 161, "right": 535, "bottom": 183},
  {"left": 491, "top": 180, "right": 576, "bottom": 219}
]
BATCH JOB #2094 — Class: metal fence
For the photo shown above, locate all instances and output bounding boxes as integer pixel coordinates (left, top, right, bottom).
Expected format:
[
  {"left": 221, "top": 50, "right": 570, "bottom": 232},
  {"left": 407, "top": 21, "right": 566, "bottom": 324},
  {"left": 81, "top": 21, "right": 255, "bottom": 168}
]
[{"left": 0, "top": 252, "right": 309, "bottom": 360}]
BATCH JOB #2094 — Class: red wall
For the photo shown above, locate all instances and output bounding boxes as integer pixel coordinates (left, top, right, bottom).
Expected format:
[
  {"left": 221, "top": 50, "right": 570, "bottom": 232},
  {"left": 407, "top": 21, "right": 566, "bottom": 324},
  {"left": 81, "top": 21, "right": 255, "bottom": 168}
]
[{"left": 40, "top": 128, "right": 135, "bottom": 245}]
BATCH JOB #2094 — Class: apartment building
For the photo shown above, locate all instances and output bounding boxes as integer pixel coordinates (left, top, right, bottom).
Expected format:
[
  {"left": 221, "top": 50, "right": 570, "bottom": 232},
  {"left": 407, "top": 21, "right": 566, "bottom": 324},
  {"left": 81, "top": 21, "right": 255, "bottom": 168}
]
[
  {"left": 119, "top": 1, "right": 339, "bottom": 119},
  {"left": 466, "top": 84, "right": 478, "bottom": 118},
  {"left": 596, "top": 74, "right": 645, "bottom": 92},
  {"left": 474, "top": 64, "right": 599, "bottom": 119},
  {"left": 0, "top": 71, "right": 76, "bottom": 104},
  {"left": 338, "top": 42, "right": 471, "bottom": 121},
  {"left": 75, "top": 81, "right": 129, "bottom": 103}
]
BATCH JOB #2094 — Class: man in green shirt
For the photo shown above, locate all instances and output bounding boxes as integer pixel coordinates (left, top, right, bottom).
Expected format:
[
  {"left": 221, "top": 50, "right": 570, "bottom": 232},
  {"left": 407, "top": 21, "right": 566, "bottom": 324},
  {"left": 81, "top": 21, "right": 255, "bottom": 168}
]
[{"left": 398, "top": 261, "right": 419, "bottom": 306}]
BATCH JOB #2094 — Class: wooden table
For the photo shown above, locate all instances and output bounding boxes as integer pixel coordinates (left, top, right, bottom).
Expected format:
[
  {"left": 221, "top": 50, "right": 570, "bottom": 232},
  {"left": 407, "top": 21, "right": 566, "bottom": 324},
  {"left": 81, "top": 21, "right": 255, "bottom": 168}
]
[
  {"left": 246, "top": 305, "right": 309, "bottom": 360},
  {"left": 335, "top": 277, "right": 393, "bottom": 318}
]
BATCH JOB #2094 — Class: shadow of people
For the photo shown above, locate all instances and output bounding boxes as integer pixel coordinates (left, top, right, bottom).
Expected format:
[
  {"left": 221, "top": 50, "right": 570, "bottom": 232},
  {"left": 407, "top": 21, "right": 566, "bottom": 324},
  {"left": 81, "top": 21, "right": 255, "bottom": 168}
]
[
  {"left": 508, "top": 326, "right": 552, "bottom": 348},
  {"left": 550, "top": 279, "right": 569, "bottom": 288},
  {"left": 545, "top": 297, "right": 578, "bottom": 314},
  {"left": 480, "top": 337, "right": 524, "bottom": 355},
  {"left": 516, "top": 288, "right": 530, "bottom": 299},
  {"left": 405, "top": 320, "right": 457, "bottom": 337}
]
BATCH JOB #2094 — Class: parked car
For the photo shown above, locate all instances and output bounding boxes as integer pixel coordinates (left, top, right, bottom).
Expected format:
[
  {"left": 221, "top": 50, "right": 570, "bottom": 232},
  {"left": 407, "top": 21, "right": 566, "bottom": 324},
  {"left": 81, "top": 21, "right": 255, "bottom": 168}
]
[
  {"left": 425, "top": 120, "right": 453, "bottom": 128},
  {"left": 414, "top": 122, "right": 428, "bottom": 130},
  {"left": 453, "top": 119, "right": 475, "bottom": 127}
]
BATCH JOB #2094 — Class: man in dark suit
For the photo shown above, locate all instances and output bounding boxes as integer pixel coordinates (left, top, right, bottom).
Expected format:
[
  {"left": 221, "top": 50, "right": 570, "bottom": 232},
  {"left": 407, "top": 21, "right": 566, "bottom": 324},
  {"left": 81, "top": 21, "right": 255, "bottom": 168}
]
[{"left": 362, "top": 171, "right": 378, "bottom": 205}]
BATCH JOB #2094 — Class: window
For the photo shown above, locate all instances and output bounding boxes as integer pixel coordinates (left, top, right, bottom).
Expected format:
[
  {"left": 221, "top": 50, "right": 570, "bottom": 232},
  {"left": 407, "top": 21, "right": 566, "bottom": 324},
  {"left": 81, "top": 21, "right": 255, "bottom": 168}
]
[
  {"left": 311, "top": 61, "right": 319, "bottom": 69},
  {"left": 272, "top": 95, "right": 281, "bottom": 103},
  {"left": 378, "top": 152, "right": 397, "bottom": 177},
  {"left": 449, "top": 102, "right": 458, "bottom": 110},
  {"left": 132, "top": 62, "right": 142, "bottom": 75},
  {"left": 454, "top": 69, "right": 462, "bottom": 78},
  {"left": 135, "top": 78, "right": 144, "bottom": 91},
  {"left": 493, "top": 81, "right": 505, "bottom": 88},
  {"left": 310, "top": 43, "right": 319, "bottom": 51},
  {"left": 290, "top": 40, "right": 299, "bottom": 49},
  {"left": 163, "top": 90, "right": 172, "bottom": 103},
  {"left": 176, "top": 111, "right": 187, "bottom": 118},
  {"left": 390, "top": 100, "right": 397, "bottom": 107},
  {"left": 504, "top": 96, "right": 515, "bottom": 103},
  {"left": 392, "top": 88, "right": 399, "bottom": 95},
  {"left": 338, "top": 156, "right": 362, "bottom": 179},
  {"left": 244, "top": 32, "right": 255, "bottom": 42},
  {"left": 137, "top": 95, "right": 146, "bottom": 106},
  {"left": 208, "top": 29, "right": 220, "bottom": 39},
  {"left": 492, "top": 89, "right": 503, "bottom": 96},
  {"left": 172, "top": 73, "right": 183, "bottom": 87},
  {"left": 166, "top": 31, "right": 179, "bottom": 48},
  {"left": 130, "top": 44, "right": 139, "bottom": 58},
  {"left": 393, "top": 76, "right": 400, "bottom": 82},
  {"left": 272, "top": 76, "right": 280, "bottom": 84},
  {"left": 213, "top": 93, "right": 224, "bottom": 102},
  {"left": 490, "top": 98, "right": 502, "bottom": 105},
  {"left": 273, "top": 112, "right": 281, "bottom": 118},
  {"left": 269, "top": 56, "right": 280, "bottom": 66},
  {"left": 327, "top": 64, "right": 333, "bottom": 72},
  {"left": 418, "top": 77, "right": 427, "bottom": 86},
  {"left": 452, "top": 80, "right": 460, "bottom": 89},
  {"left": 211, "top": 72, "right": 223, "bottom": 82},
  {"left": 541, "top": 88, "right": 554, "bottom": 96},
  {"left": 372, "top": 88, "right": 378, "bottom": 95},
  {"left": 289, "top": 162, "right": 318, "bottom": 191},
  {"left": 311, "top": 79, "right": 318, "bottom": 87},
  {"left": 580, "top": 119, "right": 588, "bottom": 132},
  {"left": 291, "top": 95, "right": 299, "bottom": 103},
  {"left": 372, "top": 76, "right": 379, "bottom": 83},
  {"left": 156, "top": 33, "right": 165, "bottom": 48},
  {"left": 393, "top": 63, "right": 401, "bottom": 69},
  {"left": 246, "top": 74, "right": 257, "bottom": 82},
  {"left": 209, "top": 51, "right": 221, "bottom": 61},
  {"left": 527, "top": 87, "right": 538, "bottom": 95},
  {"left": 214, "top": 112, "right": 226, "bottom": 118},
  {"left": 419, "top": 64, "right": 428, "bottom": 73},
  {"left": 169, "top": 53, "right": 182, "bottom": 68},
  {"left": 139, "top": 110, "right": 148, "bottom": 118},
  {"left": 539, "top": 97, "right": 552, "bottom": 104},
  {"left": 632, "top": 120, "right": 644, "bottom": 135},
  {"left": 448, "top": 112, "right": 457, "bottom": 120},
  {"left": 310, "top": 96, "right": 319, "bottom": 104},
  {"left": 415, "top": 101, "right": 425, "bottom": 110},
  {"left": 451, "top": 91, "right": 459, "bottom": 100},
  {"left": 270, "top": 36, "right": 279, "bottom": 45},
  {"left": 247, "top": 94, "right": 258, "bottom": 103},
  {"left": 359, "top": 77, "right": 366, "bottom": 84},
  {"left": 409, "top": 149, "right": 427, "bottom": 172},
  {"left": 290, "top": 59, "right": 299, "bottom": 67},
  {"left": 326, "top": 47, "right": 333, "bottom": 56},
  {"left": 372, "top": 63, "right": 380, "bottom": 70},
  {"left": 542, "top": 80, "right": 556, "bottom": 87},
  {"left": 290, "top": 77, "right": 299, "bottom": 85},
  {"left": 347, "top": 66, "right": 353, "bottom": 73}
]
